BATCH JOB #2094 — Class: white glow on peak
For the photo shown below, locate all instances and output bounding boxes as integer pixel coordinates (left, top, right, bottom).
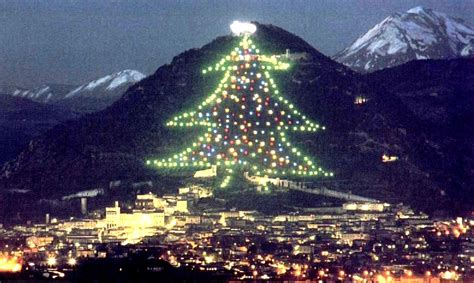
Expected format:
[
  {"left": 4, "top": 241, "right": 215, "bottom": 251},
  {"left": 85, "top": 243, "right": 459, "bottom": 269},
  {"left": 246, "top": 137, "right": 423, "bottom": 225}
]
[{"left": 230, "top": 21, "right": 256, "bottom": 35}]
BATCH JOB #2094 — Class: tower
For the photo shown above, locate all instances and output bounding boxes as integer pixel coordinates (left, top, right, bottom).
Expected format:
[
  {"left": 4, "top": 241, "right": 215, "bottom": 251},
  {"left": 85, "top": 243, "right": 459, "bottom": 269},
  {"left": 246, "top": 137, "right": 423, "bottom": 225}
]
[{"left": 80, "top": 197, "right": 87, "bottom": 215}]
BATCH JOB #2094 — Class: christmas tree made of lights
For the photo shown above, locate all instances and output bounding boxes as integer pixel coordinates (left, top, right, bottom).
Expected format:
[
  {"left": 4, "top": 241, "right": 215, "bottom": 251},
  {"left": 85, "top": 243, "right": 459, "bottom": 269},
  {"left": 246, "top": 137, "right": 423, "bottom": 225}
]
[{"left": 147, "top": 29, "right": 332, "bottom": 187}]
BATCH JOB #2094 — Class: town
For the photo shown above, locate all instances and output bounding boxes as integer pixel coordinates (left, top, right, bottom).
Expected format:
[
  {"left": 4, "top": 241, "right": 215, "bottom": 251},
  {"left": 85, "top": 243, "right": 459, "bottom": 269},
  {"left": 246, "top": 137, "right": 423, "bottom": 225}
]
[{"left": 0, "top": 181, "right": 472, "bottom": 282}]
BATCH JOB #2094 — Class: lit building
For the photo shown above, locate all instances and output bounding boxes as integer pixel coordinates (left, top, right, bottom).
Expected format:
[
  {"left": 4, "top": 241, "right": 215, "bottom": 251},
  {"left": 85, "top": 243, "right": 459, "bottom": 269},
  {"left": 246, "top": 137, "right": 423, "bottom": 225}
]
[
  {"left": 105, "top": 202, "right": 165, "bottom": 229},
  {"left": 193, "top": 165, "right": 217, "bottom": 178},
  {"left": 26, "top": 236, "right": 54, "bottom": 248},
  {"left": 343, "top": 202, "right": 388, "bottom": 212},
  {"left": 176, "top": 198, "right": 189, "bottom": 213},
  {"left": 135, "top": 193, "right": 168, "bottom": 210},
  {"left": 105, "top": 202, "right": 121, "bottom": 229},
  {"left": 66, "top": 228, "right": 103, "bottom": 244},
  {"left": 354, "top": 96, "right": 369, "bottom": 105},
  {"left": 103, "top": 197, "right": 168, "bottom": 244}
]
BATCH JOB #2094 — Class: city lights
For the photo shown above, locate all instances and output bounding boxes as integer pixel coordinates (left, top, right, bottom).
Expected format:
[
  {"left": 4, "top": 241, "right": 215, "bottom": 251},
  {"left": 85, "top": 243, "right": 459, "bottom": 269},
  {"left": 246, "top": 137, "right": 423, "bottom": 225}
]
[
  {"left": 0, "top": 193, "right": 472, "bottom": 281},
  {"left": 0, "top": 256, "right": 22, "bottom": 273}
]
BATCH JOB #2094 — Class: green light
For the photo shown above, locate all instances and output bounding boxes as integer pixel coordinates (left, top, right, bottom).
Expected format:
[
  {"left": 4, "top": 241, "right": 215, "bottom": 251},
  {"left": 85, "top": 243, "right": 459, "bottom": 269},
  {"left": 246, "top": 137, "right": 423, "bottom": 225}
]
[{"left": 147, "top": 34, "right": 332, "bottom": 181}]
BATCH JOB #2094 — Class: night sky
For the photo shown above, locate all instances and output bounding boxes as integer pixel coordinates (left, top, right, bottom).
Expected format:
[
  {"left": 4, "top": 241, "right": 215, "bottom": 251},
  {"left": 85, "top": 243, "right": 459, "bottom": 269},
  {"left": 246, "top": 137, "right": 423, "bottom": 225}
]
[{"left": 1, "top": 0, "right": 472, "bottom": 87}]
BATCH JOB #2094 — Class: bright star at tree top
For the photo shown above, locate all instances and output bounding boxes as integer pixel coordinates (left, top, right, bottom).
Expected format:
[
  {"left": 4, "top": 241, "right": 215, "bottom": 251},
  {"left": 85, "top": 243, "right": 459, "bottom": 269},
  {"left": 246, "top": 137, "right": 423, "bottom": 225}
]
[{"left": 230, "top": 21, "right": 257, "bottom": 36}]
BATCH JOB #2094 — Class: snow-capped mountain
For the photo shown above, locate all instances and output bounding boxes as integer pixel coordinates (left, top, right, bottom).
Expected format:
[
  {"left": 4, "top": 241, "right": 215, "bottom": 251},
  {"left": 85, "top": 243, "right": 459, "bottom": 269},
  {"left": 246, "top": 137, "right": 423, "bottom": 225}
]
[
  {"left": 0, "top": 84, "right": 77, "bottom": 103},
  {"left": 65, "top": 69, "right": 145, "bottom": 99},
  {"left": 59, "top": 69, "right": 146, "bottom": 112},
  {"left": 334, "top": 6, "right": 474, "bottom": 72},
  {"left": 0, "top": 69, "right": 145, "bottom": 112}
]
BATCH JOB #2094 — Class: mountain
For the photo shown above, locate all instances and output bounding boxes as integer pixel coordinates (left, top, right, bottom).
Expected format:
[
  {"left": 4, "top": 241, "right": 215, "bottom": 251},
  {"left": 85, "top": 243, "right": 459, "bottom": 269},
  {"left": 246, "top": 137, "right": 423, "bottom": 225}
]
[
  {"left": 0, "top": 84, "right": 77, "bottom": 103},
  {"left": 0, "top": 23, "right": 471, "bottom": 222},
  {"left": 334, "top": 6, "right": 474, "bottom": 72},
  {"left": 0, "top": 70, "right": 145, "bottom": 113},
  {"left": 364, "top": 58, "right": 474, "bottom": 211},
  {"left": 0, "top": 95, "right": 77, "bottom": 165},
  {"left": 0, "top": 70, "right": 144, "bottom": 163},
  {"left": 59, "top": 69, "right": 146, "bottom": 112}
]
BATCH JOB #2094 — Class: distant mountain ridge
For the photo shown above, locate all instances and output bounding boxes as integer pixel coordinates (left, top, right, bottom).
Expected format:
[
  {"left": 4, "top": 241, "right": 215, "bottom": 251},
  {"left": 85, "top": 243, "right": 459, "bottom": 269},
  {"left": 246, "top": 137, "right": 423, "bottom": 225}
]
[
  {"left": 0, "top": 70, "right": 145, "bottom": 165},
  {"left": 334, "top": 6, "right": 474, "bottom": 72},
  {"left": 0, "top": 69, "right": 145, "bottom": 113},
  {"left": 58, "top": 69, "right": 146, "bottom": 113},
  {"left": 0, "top": 84, "right": 76, "bottom": 103},
  {"left": 65, "top": 69, "right": 145, "bottom": 98}
]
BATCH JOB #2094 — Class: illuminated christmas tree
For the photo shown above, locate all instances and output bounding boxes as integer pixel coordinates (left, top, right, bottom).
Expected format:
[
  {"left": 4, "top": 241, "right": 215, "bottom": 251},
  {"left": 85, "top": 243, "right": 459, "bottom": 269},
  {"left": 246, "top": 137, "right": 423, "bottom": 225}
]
[{"left": 147, "top": 22, "right": 332, "bottom": 187}]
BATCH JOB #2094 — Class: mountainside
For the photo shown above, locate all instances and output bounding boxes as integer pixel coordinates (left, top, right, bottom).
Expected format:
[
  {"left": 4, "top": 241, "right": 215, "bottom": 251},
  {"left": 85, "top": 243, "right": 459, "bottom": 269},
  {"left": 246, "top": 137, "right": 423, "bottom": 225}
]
[
  {"left": 0, "top": 95, "right": 77, "bottom": 165},
  {"left": 334, "top": 6, "right": 474, "bottom": 72},
  {"left": 0, "top": 23, "right": 472, "bottom": 222},
  {"left": 0, "top": 70, "right": 145, "bottom": 113},
  {"left": 365, "top": 58, "right": 474, "bottom": 209}
]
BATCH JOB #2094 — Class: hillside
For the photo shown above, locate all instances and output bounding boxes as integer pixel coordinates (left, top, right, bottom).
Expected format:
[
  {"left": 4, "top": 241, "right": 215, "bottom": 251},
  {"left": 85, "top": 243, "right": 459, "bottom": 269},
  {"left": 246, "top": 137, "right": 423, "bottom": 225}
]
[
  {"left": 0, "top": 95, "right": 77, "bottom": 164},
  {"left": 0, "top": 23, "right": 472, "bottom": 222}
]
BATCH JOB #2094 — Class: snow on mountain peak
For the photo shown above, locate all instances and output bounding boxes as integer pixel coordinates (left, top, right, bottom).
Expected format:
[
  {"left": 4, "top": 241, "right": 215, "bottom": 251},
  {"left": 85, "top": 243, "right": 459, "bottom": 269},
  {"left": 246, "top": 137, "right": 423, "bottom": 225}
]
[
  {"left": 1, "top": 69, "right": 146, "bottom": 113},
  {"left": 407, "top": 6, "right": 429, "bottom": 15},
  {"left": 107, "top": 69, "right": 146, "bottom": 90},
  {"left": 7, "top": 85, "right": 58, "bottom": 102},
  {"left": 334, "top": 7, "right": 474, "bottom": 72},
  {"left": 66, "top": 70, "right": 145, "bottom": 98}
]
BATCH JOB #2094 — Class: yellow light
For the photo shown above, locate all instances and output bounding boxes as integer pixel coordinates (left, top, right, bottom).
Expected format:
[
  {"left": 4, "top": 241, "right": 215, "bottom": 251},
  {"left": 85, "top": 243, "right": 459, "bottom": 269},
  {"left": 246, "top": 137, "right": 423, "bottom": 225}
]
[
  {"left": 0, "top": 256, "right": 22, "bottom": 273},
  {"left": 68, "top": 258, "right": 77, "bottom": 266},
  {"left": 152, "top": 29, "right": 332, "bottom": 181},
  {"left": 376, "top": 274, "right": 386, "bottom": 283},
  {"left": 441, "top": 271, "right": 457, "bottom": 280},
  {"left": 47, "top": 257, "right": 57, "bottom": 266}
]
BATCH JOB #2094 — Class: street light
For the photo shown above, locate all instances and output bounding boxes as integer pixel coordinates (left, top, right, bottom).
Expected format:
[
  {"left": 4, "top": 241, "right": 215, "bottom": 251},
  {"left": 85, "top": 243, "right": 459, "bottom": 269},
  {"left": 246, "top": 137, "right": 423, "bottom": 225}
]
[
  {"left": 68, "top": 258, "right": 77, "bottom": 266},
  {"left": 47, "top": 257, "right": 57, "bottom": 266}
]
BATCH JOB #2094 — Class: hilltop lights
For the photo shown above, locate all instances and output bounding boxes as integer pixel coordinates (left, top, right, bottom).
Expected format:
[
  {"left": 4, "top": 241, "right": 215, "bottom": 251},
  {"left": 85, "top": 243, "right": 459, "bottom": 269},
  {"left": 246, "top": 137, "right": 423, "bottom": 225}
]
[
  {"left": 230, "top": 21, "right": 257, "bottom": 35},
  {"left": 147, "top": 29, "right": 332, "bottom": 187}
]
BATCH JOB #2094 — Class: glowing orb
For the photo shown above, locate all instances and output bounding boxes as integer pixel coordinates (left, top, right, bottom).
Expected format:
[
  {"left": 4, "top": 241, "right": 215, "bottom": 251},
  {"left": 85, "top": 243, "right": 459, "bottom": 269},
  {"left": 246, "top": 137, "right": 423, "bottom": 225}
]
[
  {"left": 230, "top": 21, "right": 256, "bottom": 35},
  {"left": 47, "top": 257, "right": 57, "bottom": 266},
  {"left": 68, "top": 258, "right": 77, "bottom": 266}
]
